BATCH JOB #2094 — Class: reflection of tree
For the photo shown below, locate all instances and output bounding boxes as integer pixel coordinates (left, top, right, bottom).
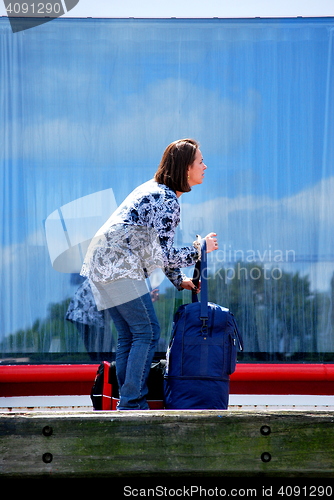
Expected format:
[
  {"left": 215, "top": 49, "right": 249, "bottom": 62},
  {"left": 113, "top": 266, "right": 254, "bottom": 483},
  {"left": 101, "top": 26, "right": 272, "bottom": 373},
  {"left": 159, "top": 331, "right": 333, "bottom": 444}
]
[
  {"left": 157, "top": 263, "right": 334, "bottom": 358},
  {"left": 207, "top": 263, "right": 334, "bottom": 358},
  {"left": 0, "top": 299, "right": 89, "bottom": 361},
  {"left": 2, "top": 266, "right": 334, "bottom": 361}
]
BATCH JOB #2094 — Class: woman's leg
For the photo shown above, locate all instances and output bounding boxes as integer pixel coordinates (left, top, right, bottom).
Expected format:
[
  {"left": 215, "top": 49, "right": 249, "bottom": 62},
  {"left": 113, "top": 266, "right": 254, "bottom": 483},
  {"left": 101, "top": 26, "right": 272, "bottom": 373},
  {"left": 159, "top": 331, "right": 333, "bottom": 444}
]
[
  {"left": 107, "top": 305, "right": 132, "bottom": 391},
  {"left": 108, "top": 280, "right": 160, "bottom": 409}
]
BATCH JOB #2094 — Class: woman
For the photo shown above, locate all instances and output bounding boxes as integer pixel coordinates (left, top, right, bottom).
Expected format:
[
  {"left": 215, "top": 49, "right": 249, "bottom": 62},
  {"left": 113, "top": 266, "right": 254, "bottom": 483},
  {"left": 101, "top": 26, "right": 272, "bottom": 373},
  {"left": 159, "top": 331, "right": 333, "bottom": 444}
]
[{"left": 81, "top": 138, "right": 218, "bottom": 409}]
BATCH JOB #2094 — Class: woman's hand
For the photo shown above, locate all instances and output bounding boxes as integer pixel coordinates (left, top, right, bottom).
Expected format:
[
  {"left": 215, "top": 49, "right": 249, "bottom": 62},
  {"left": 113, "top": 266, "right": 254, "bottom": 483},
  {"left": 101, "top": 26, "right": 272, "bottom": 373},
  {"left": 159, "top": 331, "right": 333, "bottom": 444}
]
[
  {"left": 205, "top": 232, "right": 218, "bottom": 253},
  {"left": 180, "top": 233, "right": 218, "bottom": 292},
  {"left": 180, "top": 277, "right": 200, "bottom": 293}
]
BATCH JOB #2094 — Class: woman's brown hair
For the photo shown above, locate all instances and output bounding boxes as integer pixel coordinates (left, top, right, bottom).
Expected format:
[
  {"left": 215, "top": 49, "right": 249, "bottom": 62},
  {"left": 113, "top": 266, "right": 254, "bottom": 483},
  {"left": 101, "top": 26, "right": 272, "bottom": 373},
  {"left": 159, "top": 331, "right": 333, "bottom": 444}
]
[{"left": 154, "top": 138, "right": 199, "bottom": 193}]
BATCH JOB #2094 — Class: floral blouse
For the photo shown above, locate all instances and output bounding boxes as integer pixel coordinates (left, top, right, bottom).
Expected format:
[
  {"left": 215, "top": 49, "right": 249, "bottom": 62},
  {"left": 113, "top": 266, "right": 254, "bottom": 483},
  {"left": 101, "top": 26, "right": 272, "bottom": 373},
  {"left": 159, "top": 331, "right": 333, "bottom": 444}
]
[
  {"left": 80, "top": 179, "right": 199, "bottom": 290},
  {"left": 66, "top": 279, "right": 106, "bottom": 327}
]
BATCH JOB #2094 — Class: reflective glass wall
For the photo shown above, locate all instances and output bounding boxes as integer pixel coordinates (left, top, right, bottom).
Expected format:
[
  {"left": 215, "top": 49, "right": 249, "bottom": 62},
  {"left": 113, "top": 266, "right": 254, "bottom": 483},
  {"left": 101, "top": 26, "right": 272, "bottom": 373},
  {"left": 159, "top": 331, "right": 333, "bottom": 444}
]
[{"left": 1, "top": 17, "right": 334, "bottom": 363}]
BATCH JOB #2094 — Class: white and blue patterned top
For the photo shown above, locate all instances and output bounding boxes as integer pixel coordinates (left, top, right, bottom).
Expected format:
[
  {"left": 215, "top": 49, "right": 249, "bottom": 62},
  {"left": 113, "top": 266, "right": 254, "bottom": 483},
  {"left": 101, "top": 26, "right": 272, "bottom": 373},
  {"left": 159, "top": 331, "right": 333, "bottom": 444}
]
[
  {"left": 66, "top": 279, "right": 106, "bottom": 327},
  {"left": 80, "top": 179, "right": 199, "bottom": 290}
]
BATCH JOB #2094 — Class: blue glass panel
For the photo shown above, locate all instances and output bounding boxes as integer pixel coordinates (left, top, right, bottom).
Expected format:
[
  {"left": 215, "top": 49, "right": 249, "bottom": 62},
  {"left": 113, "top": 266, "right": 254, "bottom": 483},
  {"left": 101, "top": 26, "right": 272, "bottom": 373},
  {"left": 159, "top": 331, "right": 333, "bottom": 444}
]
[{"left": 1, "top": 18, "right": 333, "bottom": 362}]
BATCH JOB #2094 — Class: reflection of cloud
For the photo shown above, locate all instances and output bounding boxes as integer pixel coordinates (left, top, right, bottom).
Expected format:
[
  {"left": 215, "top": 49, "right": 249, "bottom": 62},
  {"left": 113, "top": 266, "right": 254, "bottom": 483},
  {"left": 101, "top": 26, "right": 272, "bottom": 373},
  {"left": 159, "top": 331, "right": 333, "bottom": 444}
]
[
  {"left": 107, "top": 79, "right": 261, "bottom": 156},
  {"left": 14, "top": 79, "right": 260, "bottom": 164},
  {"left": 0, "top": 231, "right": 55, "bottom": 335},
  {"left": 308, "top": 262, "right": 334, "bottom": 293},
  {"left": 1, "top": 230, "right": 46, "bottom": 269},
  {"left": 0, "top": 230, "right": 46, "bottom": 279},
  {"left": 181, "top": 176, "right": 334, "bottom": 291}
]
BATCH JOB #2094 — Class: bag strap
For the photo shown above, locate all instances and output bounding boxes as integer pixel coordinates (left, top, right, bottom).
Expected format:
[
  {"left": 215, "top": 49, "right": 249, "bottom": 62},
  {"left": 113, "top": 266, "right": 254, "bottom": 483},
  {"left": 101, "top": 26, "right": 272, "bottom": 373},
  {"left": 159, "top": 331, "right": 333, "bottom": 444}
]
[
  {"left": 191, "top": 241, "right": 244, "bottom": 348},
  {"left": 191, "top": 239, "right": 209, "bottom": 325}
]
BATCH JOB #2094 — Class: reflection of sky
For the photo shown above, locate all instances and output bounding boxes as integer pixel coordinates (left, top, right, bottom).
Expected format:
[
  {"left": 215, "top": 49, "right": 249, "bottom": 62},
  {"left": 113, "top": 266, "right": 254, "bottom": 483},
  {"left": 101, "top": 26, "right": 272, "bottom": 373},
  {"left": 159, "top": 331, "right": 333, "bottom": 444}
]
[{"left": 1, "top": 17, "right": 334, "bottom": 336}]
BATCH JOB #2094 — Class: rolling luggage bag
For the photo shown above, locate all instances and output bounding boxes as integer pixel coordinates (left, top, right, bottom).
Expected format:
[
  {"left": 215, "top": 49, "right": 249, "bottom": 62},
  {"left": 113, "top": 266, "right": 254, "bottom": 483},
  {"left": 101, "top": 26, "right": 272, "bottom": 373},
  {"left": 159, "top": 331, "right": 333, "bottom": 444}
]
[
  {"left": 164, "top": 239, "right": 243, "bottom": 409},
  {"left": 91, "top": 360, "right": 165, "bottom": 410}
]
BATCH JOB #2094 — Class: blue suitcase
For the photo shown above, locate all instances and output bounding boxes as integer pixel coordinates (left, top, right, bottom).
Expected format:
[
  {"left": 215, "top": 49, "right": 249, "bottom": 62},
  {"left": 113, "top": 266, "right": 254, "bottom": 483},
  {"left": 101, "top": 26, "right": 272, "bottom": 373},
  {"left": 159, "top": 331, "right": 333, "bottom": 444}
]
[{"left": 164, "top": 239, "right": 243, "bottom": 409}]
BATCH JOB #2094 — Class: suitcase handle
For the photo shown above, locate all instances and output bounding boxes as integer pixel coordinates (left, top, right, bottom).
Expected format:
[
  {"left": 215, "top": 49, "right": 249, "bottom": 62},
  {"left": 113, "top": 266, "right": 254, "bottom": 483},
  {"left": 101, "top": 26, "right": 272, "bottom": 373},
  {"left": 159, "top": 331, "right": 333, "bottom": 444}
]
[
  {"left": 191, "top": 240, "right": 244, "bottom": 348},
  {"left": 191, "top": 239, "right": 209, "bottom": 323}
]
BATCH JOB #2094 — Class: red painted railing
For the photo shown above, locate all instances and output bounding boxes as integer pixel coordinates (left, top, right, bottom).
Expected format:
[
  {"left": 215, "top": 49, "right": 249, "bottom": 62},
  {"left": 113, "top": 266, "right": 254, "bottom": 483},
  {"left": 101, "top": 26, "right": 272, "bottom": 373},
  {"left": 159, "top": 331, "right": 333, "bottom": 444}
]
[
  {"left": 0, "top": 363, "right": 334, "bottom": 397},
  {"left": 230, "top": 363, "right": 334, "bottom": 395},
  {"left": 0, "top": 364, "right": 98, "bottom": 397}
]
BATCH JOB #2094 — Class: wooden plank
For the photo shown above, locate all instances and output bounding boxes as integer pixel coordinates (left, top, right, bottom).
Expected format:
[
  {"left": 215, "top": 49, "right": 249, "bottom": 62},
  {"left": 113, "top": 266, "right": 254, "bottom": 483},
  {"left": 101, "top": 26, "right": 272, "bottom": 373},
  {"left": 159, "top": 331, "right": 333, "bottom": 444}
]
[{"left": 0, "top": 410, "right": 333, "bottom": 477}]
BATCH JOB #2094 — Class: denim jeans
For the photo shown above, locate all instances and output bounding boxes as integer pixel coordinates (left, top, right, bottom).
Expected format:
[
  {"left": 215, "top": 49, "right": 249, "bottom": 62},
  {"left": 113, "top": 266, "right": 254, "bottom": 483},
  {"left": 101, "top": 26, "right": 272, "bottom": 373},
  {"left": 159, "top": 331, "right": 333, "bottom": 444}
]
[{"left": 106, "top": 279, "right": 160, "bottom": 410}]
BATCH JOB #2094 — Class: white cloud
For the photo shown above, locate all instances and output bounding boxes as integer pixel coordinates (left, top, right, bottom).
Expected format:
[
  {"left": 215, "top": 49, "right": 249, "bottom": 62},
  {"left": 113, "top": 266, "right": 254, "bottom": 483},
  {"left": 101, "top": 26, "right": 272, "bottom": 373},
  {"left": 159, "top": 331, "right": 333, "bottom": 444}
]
[
  {"left": 61, "top": 0, "right": 334, "bottom": 19},
  {"left": 1, "top": 0, "right": 334, "bottom": 18}
]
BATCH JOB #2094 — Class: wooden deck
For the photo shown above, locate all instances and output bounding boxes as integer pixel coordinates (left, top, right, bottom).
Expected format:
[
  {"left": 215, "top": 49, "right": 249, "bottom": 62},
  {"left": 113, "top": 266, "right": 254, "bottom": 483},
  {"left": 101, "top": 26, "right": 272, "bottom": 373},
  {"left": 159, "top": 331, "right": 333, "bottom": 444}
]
[{"left": 1, "top": 409, "right": 333, "bottom": 478}]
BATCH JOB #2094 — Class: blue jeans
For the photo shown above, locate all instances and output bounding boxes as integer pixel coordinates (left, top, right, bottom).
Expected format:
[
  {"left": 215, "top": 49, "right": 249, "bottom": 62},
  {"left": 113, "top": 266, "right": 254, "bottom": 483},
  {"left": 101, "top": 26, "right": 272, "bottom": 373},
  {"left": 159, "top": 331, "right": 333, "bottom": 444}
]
[{"left": 107, "top": 280, "right": 160, "bottom": 410}]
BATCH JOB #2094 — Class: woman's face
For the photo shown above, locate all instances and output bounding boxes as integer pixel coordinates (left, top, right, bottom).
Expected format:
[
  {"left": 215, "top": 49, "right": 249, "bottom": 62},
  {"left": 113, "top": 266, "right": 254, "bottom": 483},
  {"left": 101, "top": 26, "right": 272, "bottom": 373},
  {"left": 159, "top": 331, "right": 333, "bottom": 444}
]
[{"left": 187, "top": 149, "right": 207, "bottom": 187}]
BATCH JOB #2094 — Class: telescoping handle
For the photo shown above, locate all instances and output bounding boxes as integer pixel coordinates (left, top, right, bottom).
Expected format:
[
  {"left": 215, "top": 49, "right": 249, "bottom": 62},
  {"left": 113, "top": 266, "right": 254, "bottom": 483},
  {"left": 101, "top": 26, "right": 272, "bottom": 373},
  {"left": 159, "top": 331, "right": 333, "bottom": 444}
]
[{"left": 191, "top": 239, "right": 208, "bottom": 322}]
